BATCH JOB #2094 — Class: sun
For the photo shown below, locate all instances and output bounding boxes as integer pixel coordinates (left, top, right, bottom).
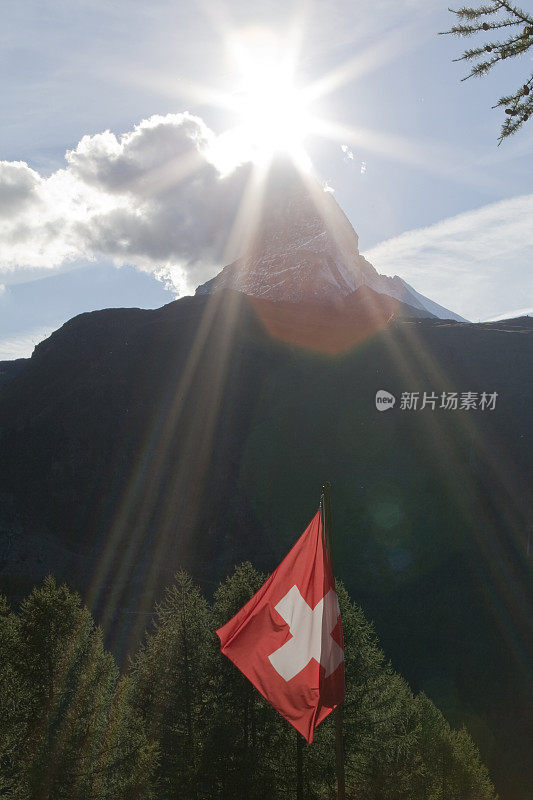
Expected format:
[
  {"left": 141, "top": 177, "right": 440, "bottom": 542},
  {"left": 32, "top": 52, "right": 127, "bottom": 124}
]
[
  {"left": 195, "top": 23, "right": 427, "bottom": 179},
  {"left": 232, "top": 29, "right": 312, "bottom": 163},
  {"left": 235, "top": 67, "right": 311, "bottom": 163},
  {"left": 215, "top": 27, "right": 316, "bottom": 170}
]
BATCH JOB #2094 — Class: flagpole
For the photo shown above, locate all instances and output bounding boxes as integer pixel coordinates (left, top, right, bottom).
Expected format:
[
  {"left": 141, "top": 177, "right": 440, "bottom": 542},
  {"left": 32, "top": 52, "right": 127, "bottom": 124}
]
[
  {"left": 321, "top": 481, "right": 346, "bottom": 800},
  {"left": 296, "top": 731, "right": 304, "bottom": 800}
]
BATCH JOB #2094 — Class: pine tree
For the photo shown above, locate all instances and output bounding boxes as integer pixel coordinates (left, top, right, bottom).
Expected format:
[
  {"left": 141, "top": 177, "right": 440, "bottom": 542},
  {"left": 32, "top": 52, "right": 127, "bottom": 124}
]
[
  {"left": 97, "top": 675, "right": 158, "bottom": 800},
  {"left": 2, "top": 576, "right": 155, "bottom": 800},
  {"left": 330, "top": 583, "right": 495, "bottom": 800},
  {"left": 440, "top": 2, "right": 533, "bottom": 141},
  {"left": 333, "top": 583, "right": 421, "bottom": 800},
  {"left": 413, "top": 693, "right": 497, "bottom": 800},
  {"left": 129, "top": 571, "right": 214, "bottom": 800},
  {"left": 1, "top": 571, "right": 498, "bottom": 799},
  {"left": 0, "top": 596, "right": 24, "bottom": 797},
  {"left": 205, "top": 562, "right": 294, "bottom": 800}
]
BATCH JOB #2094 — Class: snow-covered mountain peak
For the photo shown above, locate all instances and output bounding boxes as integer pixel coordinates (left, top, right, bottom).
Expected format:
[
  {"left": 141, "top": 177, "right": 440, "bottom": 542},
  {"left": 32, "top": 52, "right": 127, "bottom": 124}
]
[{"left": 196, "top": 161, "right": 464, "bottom": 321}]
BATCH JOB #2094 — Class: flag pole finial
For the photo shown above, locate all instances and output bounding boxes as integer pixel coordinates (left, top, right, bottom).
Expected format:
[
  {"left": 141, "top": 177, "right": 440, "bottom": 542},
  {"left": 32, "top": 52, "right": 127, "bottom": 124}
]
[{"left": 321, "top": 482, "right": 333, "bottom": 560}]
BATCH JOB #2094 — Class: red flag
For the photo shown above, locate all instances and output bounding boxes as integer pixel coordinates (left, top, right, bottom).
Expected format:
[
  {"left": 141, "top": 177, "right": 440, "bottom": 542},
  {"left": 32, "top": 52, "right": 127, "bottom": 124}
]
[{"left": 216, "top": 510, "right": 345, "bottom": 743}]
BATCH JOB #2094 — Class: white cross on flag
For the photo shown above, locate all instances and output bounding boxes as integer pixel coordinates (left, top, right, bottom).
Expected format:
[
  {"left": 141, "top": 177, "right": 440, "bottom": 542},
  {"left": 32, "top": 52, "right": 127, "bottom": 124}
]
[{"left": 216, "top": 510, "right": 345, "bottom": 742}]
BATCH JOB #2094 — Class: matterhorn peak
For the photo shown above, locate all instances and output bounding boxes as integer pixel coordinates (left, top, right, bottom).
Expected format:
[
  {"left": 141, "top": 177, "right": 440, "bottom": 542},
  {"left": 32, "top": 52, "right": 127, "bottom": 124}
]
[{"left": 196, "top": 159, "right": 464, "bottom": 321}]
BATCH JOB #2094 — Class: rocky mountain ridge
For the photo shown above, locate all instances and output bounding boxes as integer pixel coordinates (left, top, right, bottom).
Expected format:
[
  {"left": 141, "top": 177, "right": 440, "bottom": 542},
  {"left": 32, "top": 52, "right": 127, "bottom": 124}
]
[{"left": 196, "top": 161, "right": 465, "bottom": 321}]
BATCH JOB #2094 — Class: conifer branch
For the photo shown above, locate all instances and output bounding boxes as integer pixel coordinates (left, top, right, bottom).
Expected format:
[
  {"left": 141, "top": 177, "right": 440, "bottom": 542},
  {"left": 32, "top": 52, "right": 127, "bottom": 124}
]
[{"left": 440, "top": 2, "right": 533, "bottom": 140}]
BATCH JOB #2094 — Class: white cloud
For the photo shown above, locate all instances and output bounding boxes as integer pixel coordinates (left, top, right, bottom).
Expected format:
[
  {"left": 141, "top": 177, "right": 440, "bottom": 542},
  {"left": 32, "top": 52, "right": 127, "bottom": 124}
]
[
  {"left": 0, "top": 161, "right": 43, "bottom": 219},
  {"left": 341, "top": 144, "right": 354, "bottom": 160},
  {"left": 485, "top": 306, "right": 533, "bottom": 322},
  {"left": 364, "top": 195, "right": 533, "bottom": 321},
  {"left": 2, "top": 111, "right": 531, "bottom": 322},
  {"left": 0, "top": 113, "right": 251, "bottom": 292}
]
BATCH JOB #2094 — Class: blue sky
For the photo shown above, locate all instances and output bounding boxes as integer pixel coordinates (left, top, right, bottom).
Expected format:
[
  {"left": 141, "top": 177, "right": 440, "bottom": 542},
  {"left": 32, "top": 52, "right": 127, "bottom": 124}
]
[{"left": 1, "top": 0, "right": 532, "bottom": 357}]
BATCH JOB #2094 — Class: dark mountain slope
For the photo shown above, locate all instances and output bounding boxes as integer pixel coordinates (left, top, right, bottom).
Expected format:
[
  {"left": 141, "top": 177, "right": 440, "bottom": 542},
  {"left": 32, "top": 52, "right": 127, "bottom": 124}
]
[
  {"left": 0, "top": 291, "right": 531, "bottom": 799},
  {"left": 0, "top": 358, "right": 28, "bottom": 389}
]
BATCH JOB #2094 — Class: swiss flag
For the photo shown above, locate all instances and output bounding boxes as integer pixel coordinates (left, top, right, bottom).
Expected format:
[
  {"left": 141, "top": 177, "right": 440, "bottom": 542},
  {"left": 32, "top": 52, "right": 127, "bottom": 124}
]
[{"left": 216, "top": 510, "right": 345, "bottom": 743}]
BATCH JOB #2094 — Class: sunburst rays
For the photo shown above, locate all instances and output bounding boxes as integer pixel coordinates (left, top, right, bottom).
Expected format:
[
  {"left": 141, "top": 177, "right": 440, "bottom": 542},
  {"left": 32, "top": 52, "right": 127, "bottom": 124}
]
[{"left": 81, "top": 5, "right": 527, "bottom": 676}]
